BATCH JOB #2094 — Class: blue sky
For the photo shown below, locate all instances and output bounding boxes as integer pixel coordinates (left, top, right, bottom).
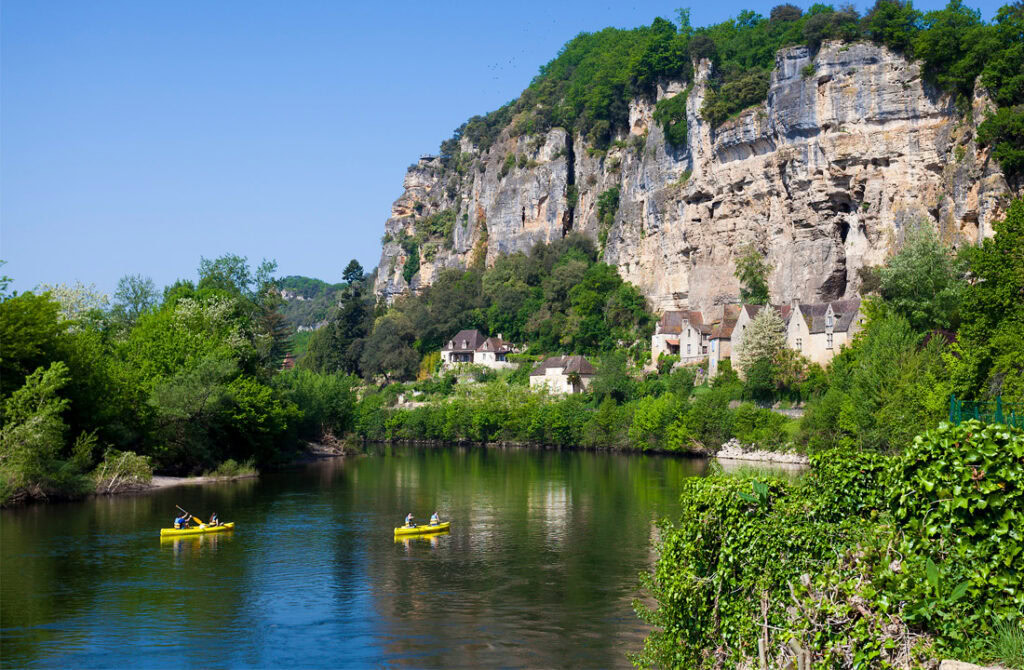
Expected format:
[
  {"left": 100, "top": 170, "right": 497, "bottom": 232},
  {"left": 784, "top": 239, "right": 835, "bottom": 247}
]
[{"left": 1, "top": 0, "right": 1007, "bottom": 295}]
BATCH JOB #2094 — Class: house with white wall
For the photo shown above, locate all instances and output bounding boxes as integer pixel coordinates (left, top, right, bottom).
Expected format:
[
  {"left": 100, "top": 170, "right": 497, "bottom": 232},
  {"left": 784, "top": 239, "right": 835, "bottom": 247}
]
[
  {"left": 529, "top": 355, "right": 597, "bottom": 394},
  {"left": 651, "top": 310, "right": 710, "bottom": 364},
  {"left": 440, "top": 329, "right": 516, "bottom": 370},
  {"left": 785, "top": 298, "right": 864, "bottom": 366}
]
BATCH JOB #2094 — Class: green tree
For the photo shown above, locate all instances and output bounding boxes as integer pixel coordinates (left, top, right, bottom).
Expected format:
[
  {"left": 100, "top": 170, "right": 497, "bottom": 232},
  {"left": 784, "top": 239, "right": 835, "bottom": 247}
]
[
  {"left": 0, "top": 362, "right": 90, "bottom": 504},
  {"left": 590, "top": 351, "right": 634, "bottom": 404},
  {"left": 342, "top": 259, "right": 365, "bottom": 285},
  {"left": 735, "top": 307, "right": 785, "bottom": 376},
  {"left": 359, "top": 313, "right": 420, "bottom": 381},
  {"left": 878, "top": 221, "right": 966, "bottom": 332},
  {"left": 733, "top": 244, "right": 770, "bottom": 305},
  {"left": 948, "top": 197, "right": 1024, "bottom": 399},
  {"left": 0, "top": 292, "right": 66, "bottom": 397},
  {"left": 861, "top": 0, "right": 923, "bottom": 54},
  {"left": 111, "top": 274, "right": 158, "bottom": 326}
]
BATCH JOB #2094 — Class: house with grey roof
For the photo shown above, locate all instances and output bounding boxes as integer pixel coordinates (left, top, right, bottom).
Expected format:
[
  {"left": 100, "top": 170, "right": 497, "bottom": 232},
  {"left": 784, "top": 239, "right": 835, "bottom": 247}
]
[
  {"left": 785, "top": 298, "right": 864, "bottom": 366},
  {"left": 529, "top": 355, "right": 597, "bottom": 394},
  {"left": 440, "top": 329, "right": 516, "bottom": 370}
]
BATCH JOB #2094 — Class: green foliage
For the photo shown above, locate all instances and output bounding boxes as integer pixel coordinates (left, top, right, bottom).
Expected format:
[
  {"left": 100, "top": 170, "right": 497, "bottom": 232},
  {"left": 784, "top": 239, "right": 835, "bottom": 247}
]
[
  {"left": 402, "top": 242, "right": 420, "bottom": 284},
  {"left": 0, "top": 362, "right": 91, "bottom": 505},
  {"left": 500, "top": 152, "right": 516, "bottom": 179},
  {"left": 91, "top": 448, "right": 153, "bottom": 494},
  {"left": 987, "top": 619, "right": 1024, "bottom": 669},
  {"left": 274, "top": 369, "right": 357, "bottom": 442},
  {"left": 565, "top": 183, "right": 579, "bottom": 209},
  {"left": 978, "top": 105, "right": 1024, "bottom": 178},
  {"left": 736, "top": 306, "right": 784, "bottom": 376},
  {"left": 652, "top": 88, "right": 690, "bottom": 147},
  {"left": 701, "top": 69, "right": 770, "bottom": 126},
  {"left": 879, "top": 221, "right": 966, "bottom": 331},
  {"left": 277, "top": 275, "right": 347, "bottom": 330},
  {"left": 947, "top": 198, "right": 1024, "bottom": 400},
  {"left": 204, "top": 458, "right": 257, "bottom": 478},
  {"left": 731, "top": 401, "right": 787, "bottom": 448},
  {"left": 888, "top": 420, "right": 1024, "bottom": 636},
  {"left": 596, "top": 186, "right": 621, "bottom": 249},
  {"left": 415, "top": 209, "right": 457, "bottom": 248},
  {"left": 638, "top": 418, "right": 1024, "bottom": 666},
  {"left": 733, "top": 243, "right": 771, "bottom": 305},
  {"left": 634, "top": 473, "right": 839, "bottom": 668},
  {"left": 862, "top": 0, "right": 922, "bottom": 54},
  {"left": 0, "top": 292, "right": 67, "bottom": 397},
  {"left": 800, "top": 62, "right": 816, "bottom": 79},
  {"left": 111, "top": 274, "right": 158, "bottom": 327}
]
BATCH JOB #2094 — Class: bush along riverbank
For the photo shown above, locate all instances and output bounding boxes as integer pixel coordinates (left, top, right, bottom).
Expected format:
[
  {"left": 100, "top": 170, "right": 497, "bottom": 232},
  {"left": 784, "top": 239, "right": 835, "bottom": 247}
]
[
  {"left": 633, "top": 420, "right": 1024, "bottom": 670},
  {"left": 351, "top": 363, "right": 805, "bottom": 455}
]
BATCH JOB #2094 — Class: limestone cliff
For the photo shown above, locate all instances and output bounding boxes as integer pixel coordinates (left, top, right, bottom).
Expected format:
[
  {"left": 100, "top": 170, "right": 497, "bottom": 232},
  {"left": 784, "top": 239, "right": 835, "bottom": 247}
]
[{"left": 374, "top": 42, "right": 1015, "bottom": 311}]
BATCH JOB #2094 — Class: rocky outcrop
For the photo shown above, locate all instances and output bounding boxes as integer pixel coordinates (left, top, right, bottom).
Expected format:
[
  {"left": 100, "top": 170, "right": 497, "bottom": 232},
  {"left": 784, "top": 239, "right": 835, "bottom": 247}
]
[{"left": 375, "top": 42, "right": 1016, "bottom": 310}]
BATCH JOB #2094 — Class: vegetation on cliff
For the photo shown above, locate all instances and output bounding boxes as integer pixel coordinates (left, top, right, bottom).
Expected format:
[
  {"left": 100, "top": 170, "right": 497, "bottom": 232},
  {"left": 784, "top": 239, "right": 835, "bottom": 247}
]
[{"left": 443, "top": 1, "right": 1024, "bottom": 178}]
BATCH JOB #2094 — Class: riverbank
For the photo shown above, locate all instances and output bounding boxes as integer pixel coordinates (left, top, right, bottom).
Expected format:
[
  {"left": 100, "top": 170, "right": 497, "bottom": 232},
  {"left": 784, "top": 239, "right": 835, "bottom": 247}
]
[
  {"left": 714, "top": 438, "right": 809, "bottom": 465},
  {"left": 149, "top": 473, "right": 258, "bottom": 490}
]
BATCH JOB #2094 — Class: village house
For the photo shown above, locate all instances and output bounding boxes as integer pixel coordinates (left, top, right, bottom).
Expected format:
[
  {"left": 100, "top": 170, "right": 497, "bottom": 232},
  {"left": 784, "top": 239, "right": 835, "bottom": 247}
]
[
  {"left": 663, "top": 298, "right": 864, "bottom": 378},
  {"left": 440, "top": 329, "right": 516, "bottom": 370},
  {"left": 651, "top": 310, "right": 711, "bottom": 364},
  {"left": 784, "top": 298, "right": 864, "bottom": 366},
  {"left": 529, "top": 355, "right": 597, "bottom": 394}
]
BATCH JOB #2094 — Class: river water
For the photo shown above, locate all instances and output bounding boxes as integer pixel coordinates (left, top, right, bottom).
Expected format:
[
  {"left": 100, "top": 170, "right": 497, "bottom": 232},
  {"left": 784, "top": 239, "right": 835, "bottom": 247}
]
[{"left": 1, "top": 445, "right": 707, "bottom": 668}]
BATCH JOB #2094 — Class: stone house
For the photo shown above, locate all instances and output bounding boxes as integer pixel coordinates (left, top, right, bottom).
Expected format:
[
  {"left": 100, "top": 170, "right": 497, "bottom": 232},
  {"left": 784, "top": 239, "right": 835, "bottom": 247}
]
[
  {"left": 698, "top": 299, "right": 864, "bottom": 377},
  {"left": 529, "top": 355, "right": 597, "bottom": 394},
  {"left": 785, "top": 298, "right": 864, "bottom": 366},
  {"left": 440, "top": 329, "right": 516, "bottom": 370},
  {"left": 651, "top": 310, "right": 711, "bottom": 364}
]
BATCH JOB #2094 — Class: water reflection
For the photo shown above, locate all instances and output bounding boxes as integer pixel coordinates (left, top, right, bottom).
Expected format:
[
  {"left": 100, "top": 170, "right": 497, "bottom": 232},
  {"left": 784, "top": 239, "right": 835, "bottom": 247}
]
[
  {"left": 2, "top": 447, "right": 706, "bottom": 668},
  {"left": 160, "top": 531, "right": 235, "bottom": 557}
]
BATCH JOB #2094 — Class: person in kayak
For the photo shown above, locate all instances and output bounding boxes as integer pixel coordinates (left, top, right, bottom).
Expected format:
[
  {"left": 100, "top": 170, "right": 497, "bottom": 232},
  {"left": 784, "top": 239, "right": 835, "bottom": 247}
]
[
  {"left": 174, "top": 513, "right": 192, "bottom": 529},
  {"left": 209, "top": 512, "right": 219, "bottom": 527},
  {"left": 429, "top": 511, "right": 441, "bottom": 526},
  {"left": 405, "top": 513, "right": 415, "bottom": 527}
]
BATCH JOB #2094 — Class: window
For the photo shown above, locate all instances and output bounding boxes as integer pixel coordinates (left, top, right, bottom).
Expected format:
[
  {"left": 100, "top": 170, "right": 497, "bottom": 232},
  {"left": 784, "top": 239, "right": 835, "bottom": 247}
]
[
  {"left": 687, "top": 344, "right": 691, "bottom": 355},
  {"left": 687, "top": 328, "right": 691, "bottom": 338},
  {"left": 826, "top": 333, "right": 833, "bottom": 349},
  {"left": 711, "top": 341, "right": 716, "bottom": 352},
  {"left": 826, "top": 314, "right": 833, "bottom": 328},
  {"left": 796, "top": 338, "right": 802, "bottom": 349}
]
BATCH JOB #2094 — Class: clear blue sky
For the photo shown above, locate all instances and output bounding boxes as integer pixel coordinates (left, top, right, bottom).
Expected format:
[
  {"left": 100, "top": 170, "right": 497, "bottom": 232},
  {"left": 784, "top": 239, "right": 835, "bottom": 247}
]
[{"left": 1, "top": 0, "right": 1006, "bottom": 295}]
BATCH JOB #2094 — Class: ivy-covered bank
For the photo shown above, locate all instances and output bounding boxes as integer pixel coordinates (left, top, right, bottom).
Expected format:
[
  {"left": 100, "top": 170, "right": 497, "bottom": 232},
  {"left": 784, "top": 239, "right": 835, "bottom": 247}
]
[{"left": 635, "top": 421, "right": 1024, "bottom": 669}]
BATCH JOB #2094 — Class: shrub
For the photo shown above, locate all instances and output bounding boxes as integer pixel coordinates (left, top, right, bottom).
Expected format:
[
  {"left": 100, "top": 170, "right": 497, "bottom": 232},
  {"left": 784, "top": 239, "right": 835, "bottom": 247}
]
[
  {"left": 205, "top": 458, "right": 257, "bottom": 478},
  {"left": 732, "top": 402, "right": 787, "bottom": 448},
  {"left": 500, "top": 152, "right": 516, "bottom": 179},
  {"left": 92, "top": 449, "right": 153, "bottom": 495},
  {"left": 652, "top": 89, "right": 690, "bottom": 147},
  {"left": 887, "top": 420, "right": 1024, "bottom": 638}
]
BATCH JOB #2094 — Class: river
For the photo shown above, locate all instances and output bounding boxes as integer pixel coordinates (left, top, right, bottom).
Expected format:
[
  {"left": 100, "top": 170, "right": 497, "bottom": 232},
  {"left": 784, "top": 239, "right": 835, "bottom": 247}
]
[{"left": 1, "top": 445, "right": 708, "bottom": 668}]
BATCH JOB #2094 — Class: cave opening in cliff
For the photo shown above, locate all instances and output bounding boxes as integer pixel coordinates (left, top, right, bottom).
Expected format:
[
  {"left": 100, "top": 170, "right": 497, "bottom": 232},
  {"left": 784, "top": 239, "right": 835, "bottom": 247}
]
[
  {"left": 838, "top": 220, "right": 850, "bottom": 244},
  {"left": 562, "top": 132, "right": 576, "bottom": 238}
]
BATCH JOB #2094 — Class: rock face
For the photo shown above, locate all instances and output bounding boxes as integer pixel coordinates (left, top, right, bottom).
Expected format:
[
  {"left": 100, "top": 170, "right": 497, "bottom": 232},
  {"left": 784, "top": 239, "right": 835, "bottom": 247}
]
[{"left": 375, "top": 42, "right": 1016, "bottom": 311}]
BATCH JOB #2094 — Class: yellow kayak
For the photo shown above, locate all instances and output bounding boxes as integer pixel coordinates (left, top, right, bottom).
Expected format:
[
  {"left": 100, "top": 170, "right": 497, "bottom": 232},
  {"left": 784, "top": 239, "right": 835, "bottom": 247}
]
[
  {"left": 394, "top": 521, "right": 450, "bottom": 536},
  {"left": 160, "top": 522, "right": 235, "bottom": 537}
]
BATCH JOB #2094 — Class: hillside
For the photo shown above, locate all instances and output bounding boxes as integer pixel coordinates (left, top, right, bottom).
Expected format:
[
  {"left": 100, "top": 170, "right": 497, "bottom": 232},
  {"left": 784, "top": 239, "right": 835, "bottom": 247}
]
[
  {"left": 277, "top": 275, "right": 345, "bottom": 331},
  {"left": 374, "top": 3, "right": 1023, "bottom": 312}
]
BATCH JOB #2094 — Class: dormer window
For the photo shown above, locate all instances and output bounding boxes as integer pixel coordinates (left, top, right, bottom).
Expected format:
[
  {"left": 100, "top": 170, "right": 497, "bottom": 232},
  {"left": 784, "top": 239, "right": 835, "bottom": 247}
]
[{"left": 826, "top": 314, "right": 834, "bottom": 328}]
